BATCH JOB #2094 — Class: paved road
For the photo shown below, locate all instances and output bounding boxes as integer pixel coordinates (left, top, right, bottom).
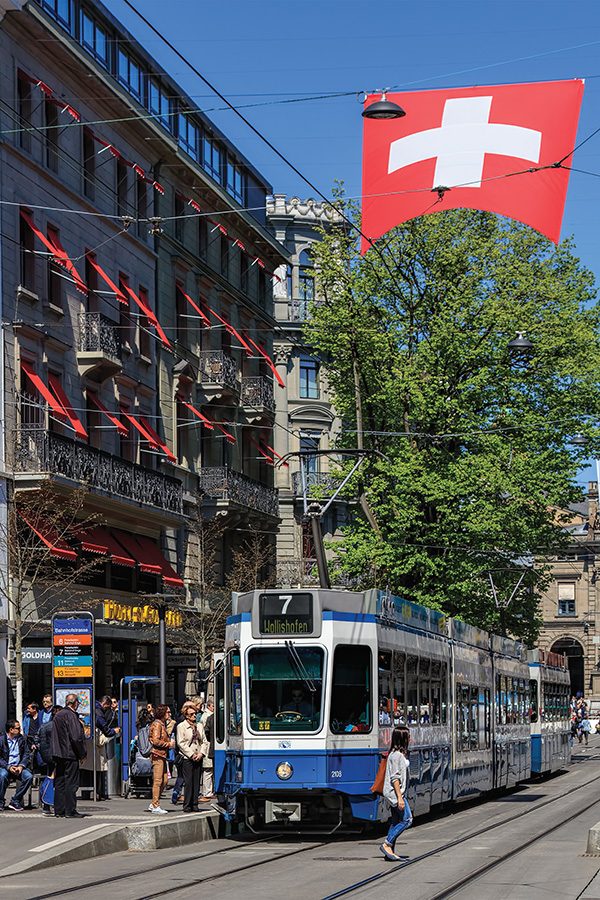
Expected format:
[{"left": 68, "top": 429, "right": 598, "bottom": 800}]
[{"left": 2, "top": 742, "right": 600, "bottom": 900}]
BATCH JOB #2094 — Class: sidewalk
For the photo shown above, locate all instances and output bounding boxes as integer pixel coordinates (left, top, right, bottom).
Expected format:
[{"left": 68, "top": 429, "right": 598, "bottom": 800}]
[{"left": 0, "top": 793, "right": 222, "bottom": 877}]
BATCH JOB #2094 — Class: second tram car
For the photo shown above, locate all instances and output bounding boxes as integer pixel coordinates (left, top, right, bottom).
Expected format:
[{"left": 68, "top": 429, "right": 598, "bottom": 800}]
[
  {"left": 528, "top": 649, "right": 571, "bottom": 774},
  {"left": 213, "top": 588, "right": 569, "bottom": 831}
]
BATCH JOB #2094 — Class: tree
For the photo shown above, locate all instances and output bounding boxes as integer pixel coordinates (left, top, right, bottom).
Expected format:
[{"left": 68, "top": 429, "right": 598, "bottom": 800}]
[
  {"left": 1, "top": 483, "right": 103, "bottom": 718},
  {"left": 306, "top": 205, "right": 600, "bottom": 642}
]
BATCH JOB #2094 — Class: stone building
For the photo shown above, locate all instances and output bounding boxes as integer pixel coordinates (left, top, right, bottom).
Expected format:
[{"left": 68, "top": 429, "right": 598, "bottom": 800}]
[
  {"left": 267, "top": 195, "right": 351, "bottom": 585},
  {"left": 537, "top": 483, "right": 599, "bottom": 700},
  {"left": 0, "top": 0, "right": 285, "bottom": 721}
]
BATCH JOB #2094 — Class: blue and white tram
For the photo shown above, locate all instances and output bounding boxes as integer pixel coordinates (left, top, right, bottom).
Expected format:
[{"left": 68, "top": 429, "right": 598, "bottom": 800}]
[
  {"left": 213, "top": 588, "right": 534, "bottom": 831},
  {"left": 528, "top": 649, "right": 571, "bottom": 774}
]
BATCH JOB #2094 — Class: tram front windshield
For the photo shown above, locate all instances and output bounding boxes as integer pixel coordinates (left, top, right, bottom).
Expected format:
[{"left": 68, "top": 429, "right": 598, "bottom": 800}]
[{"left": 248, "top": 646, "right": 324, "bottom": 731}]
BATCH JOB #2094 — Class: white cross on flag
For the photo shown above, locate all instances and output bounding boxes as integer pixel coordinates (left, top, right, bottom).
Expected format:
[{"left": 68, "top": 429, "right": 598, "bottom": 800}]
[{"left": 361, "top": 80, "right": 584, "bottom": 252}]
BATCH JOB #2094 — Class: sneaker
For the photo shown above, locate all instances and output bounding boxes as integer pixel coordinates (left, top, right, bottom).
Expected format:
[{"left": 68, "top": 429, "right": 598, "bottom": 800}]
[
  {"left": 8, "top": 801, "right": 23, "bottom": 812},
  {"left": 151, "top": 806, "right": 168, "bottom": 815},
  {"left": 147, "top": 803, "right": 154, "bottom": 812}
]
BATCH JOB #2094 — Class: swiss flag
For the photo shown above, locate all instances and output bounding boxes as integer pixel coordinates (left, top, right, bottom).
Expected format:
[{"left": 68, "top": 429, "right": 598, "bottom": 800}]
[{"left": 361, "top": 80, "right": 584, "bottom": 251}]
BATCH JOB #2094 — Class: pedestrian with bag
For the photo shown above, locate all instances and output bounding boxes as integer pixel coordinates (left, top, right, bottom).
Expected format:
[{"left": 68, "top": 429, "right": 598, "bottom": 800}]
[
  {"left": 38, "top": 705, "right": 61, "bottom": 815},
  {"left": 148, "top": 704, "right": 173, "bottom": 815},
  {"left": 51, "top": 695, "right": 87, "bottom": 818},
  {"left": 379, "top": 726, "right": 413, "bottom": 862},
  {"left": 176, "top": 705, "right": 205, "bottom": 812}
]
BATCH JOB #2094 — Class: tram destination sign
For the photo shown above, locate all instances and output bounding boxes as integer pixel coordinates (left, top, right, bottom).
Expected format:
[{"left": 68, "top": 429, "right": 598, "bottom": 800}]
[{"left": 258, "top": 593, "right": 313, "bottom": 635}]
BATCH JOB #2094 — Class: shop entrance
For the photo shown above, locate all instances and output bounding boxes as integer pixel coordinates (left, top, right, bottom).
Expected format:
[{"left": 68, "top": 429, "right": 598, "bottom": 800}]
[{"left": 551, "top": 638, "right": 585, "bottom": 695}]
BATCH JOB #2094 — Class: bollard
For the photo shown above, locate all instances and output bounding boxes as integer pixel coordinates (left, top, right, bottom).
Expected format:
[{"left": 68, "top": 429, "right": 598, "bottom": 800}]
[{"left": 586, "top": 821, "right": 600, "bottom": 856}]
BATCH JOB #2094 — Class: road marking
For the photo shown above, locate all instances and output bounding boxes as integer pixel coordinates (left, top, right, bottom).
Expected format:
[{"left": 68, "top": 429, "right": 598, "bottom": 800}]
[{"left": 29, "top": 824, "right": 109, "bottom": 852}]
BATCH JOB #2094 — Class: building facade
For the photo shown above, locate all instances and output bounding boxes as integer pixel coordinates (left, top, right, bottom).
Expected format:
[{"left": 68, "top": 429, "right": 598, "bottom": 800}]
[
  {"left": 267, "top": 195, "right": 350, "bottom": 586},
  {"left": 0, "top": 0, "right": 285, "bottom": 721},
  {"left": 537, "top": 483, "right": 600, "bottom": 700}
]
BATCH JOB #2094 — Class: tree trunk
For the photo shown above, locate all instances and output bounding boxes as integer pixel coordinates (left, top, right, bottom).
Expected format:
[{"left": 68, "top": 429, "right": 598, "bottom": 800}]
[{"left": 14, "top": 609, "right": 23, "bottom": 722}]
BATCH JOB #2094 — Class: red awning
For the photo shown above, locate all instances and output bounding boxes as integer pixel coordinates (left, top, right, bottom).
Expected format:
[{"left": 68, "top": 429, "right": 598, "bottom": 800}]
[
  {"left": 87, "top": 392, "right": 128, "bottom": 436},
  {"left": 181, "top": 401, "right": 214, "bottom": 429},
  {"left": 20, "top": 211, "right": 87, "bottom": 296},
  {"left": 252, "top": 438, "right": 274, "bottom": 465},
  {"left": 120, "top": 409, "right": 176, "bottom": 462},
  {"left": 177, "top": 287, "right": 211, "bottom": 327},
  {"left": 111, "top": 530, "right": 183, "bottom": 585},
  {"left": 262, "top": 441, "right": 289, "bottom": 467},
  {"left": 205, "top": 305, "right": 253, "bottom": 356},
  {"left": 47, "top": 374, "right": 88, "bottom": 438},
  {"left": 21, "top": 362, "right": 87, "bottom": 437},
  {"left": 206, "top": 415, "right": 236, "bottom": 444},
  {"left": 85, "top": 254, "right": 127, "bottom": 304},
  {"left": 78, "top": 525, "right": 135, "bottom": 567},
  {"left": 19, "top": 512, "right": 77, "bottom": 560},
  {"left": 122, "top": 284, "right": 171, "bottom": 349},
  {"left": 246, "top": 336, "right": 285, "bottom": 388}
]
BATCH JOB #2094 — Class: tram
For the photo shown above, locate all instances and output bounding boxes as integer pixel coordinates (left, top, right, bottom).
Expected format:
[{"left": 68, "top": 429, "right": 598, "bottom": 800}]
[
  {"left": 528, "top": 648, "right": 571, "bottom": 774},
  {"left": 213, "top": 588, "right": 567, "bottom": 832}
]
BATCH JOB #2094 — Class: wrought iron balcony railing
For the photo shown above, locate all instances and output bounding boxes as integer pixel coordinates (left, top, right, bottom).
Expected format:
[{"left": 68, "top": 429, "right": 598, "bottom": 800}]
[
  {"left": 78, "top": 311, "right": 121, "bottom": 359},
  {"left": 198, "top": 467, "right": 279, "bottom": 518},
  {"left": 198, "top": 351, "right": 239, "bottom": 391},
  {"left": 10, "top": 428, "right": 183, "bottom": 514},
  {"left": 287, "top": 298, "right": 323, "bottom": 322},
  {"left": 241, "top": 376, "right": 275, "bottom": 411}
]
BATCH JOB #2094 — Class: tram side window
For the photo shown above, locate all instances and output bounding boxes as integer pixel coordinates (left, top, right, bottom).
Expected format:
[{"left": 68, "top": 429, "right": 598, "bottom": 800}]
[
  {"left": 496, "top": 674, "right": 507, "bottom": 725},
  {"left": 430, "top": 660, "right": 442, "bottom": 725},
  {"left": 469, "top": 685, "right": 479, "bottom": 749},
  {"left": 458, "top": 684, "right": 469, "bottom": 750},
  {"left": 378, "top": 650, "right": 392, "bottom": 725},
  {"left": 330, "top": 645, "right": 372, "bottom": 734},
  {"left": 483, "top": 688, "right": 491, "bottom": 748},
  {"left": 529, "top": 679, "right": 538, "bottom": 723},
  {"left": 419, "top": 657, "right": 430, "bottom": 724},
  {"left": 393, "top": 651, "right": 406, "bottom": 726},
  {"left": 406, "top": 656, "right": 419, "bottom": 725},
  {"left": 228, "top": 651, "right": 242, "bottom": 735},
  {"left": 441, "top": 662, "right": 448, "bottom": 724},
  {"left": 457, "top": 683, "right": 484, "bottom": 750}
]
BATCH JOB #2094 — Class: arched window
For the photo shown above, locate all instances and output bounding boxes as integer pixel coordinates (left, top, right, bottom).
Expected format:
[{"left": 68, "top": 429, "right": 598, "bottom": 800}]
[{"left": 298, "top": 249, "right": 314, "bottom": 303}]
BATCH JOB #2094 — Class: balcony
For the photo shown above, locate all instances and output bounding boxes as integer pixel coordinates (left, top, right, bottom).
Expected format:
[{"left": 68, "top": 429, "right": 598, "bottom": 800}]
[
  {"left": 198, "top": 467, "right": 279, "bottom": 519},
  {"left": 241, "top": 376, "right": 275, "bottom": 422},
  {"left": 10, "top": 428, "right": 183, "bottom": 516},
  {"left": 291, "top": 471, "right": 345, "bottom": 498},
  {"left": 287, "top": 298, "right": 323, "bottom": 322},
  {"left": 77, "top": 312, "right": 122, "bottom": 381},
  {"left": 198, "top": 351, "right": 239, "bottom": 402}
]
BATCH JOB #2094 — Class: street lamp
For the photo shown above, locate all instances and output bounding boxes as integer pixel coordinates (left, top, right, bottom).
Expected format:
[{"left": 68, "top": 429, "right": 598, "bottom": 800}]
[
  {"left": 362, "top": 91, "right": 406, "bottom": 120},
  {"left": 507, "top": 331, "right": 534, "bottom": 354}
]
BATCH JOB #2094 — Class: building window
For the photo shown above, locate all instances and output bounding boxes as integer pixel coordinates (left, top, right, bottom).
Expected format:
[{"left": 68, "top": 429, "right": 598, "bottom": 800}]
[
  {"left": 558, "top": 582, "right": 576, "bottom": 616},
  {"left": 136, "top": 177, "right": 147, "bottom": 239},
  {"left": 41, "top": 0, "right": 74, "bottom": 31},
  {"left": 19, "top": 209, "right": 35, "bottom": 292},
  {"left": 300, "top": 431, "right": 320, "bottom": 476},
  {"left": 259, "top": 269, "right": 268, "bottom": 308},
  {"left": 174, "top": 193, "right": 185, "bottom": 244},
  {"left": 81, "top": 11, "right": 109, "bottom": 67},
  {"left": 117, "top": 48, "right": 142, "bottom": 101},
  {"left": 199, "top": 218, "right": 207, "bottom": 259},
  {"left": 116, "top": 158, "right": 128, "bottom": 216},
  {"left": 240, "top": 253, "right": 249, "bottom": 295},
  {"left": 299, "top": 249, "right": 315, "bottom": 311},
  {"left": 138, "top": 287, "right": 152, "bottom": 360},
  {"left": 44, "top": 96, "right": 59, "bottom": 172},
  {"left": 226, "top": 158, "right": 244, "bottom": 203},
  {"left": 178, "top": 113, "right": 199, "bottom": 160},
  {"left": 119, "top": 273, "right": 131, "bottom": 347},
  {"left": 149, "top": 79, "right": 172, "bottom": 131},
  {"left": 83, "top": 127, "right": 96, "bottom": 199},
  {"left": 202, "top": 135, "right": 222, "bottom": 183},
  {"left": 220, "top": 234, "right": 229, "bottom": 279},
  {"left": 17, "top": 73, "right": 32, "bottom": 153},
  {"left": 84, "top": 252, "right": 98, "bottom": 313},
  {"left": 119, "top": 402, "right": 135, "bottom": 461},
  {"left": 46, "top": 226, "right": 63, "bottom": 308},
  {"left": 286, "top": 264, "right": 293, "bottom": 299},
  {"left": 299, "top": 355, "right": 319, "bottom": 399}
]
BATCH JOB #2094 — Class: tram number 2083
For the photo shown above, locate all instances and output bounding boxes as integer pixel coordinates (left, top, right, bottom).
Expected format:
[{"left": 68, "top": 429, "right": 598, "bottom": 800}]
[{"left": 330, "top": 770, "right": 342, "bottom": 778}]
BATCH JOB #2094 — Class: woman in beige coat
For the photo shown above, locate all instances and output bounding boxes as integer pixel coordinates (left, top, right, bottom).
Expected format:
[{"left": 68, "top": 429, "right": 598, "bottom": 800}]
[{"left": 176, "top": 706, "right": 208, "bottom": 812}]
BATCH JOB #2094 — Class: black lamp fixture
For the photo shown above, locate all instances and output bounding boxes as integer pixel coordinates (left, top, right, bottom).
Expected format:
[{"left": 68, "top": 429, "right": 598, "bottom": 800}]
[
  {"left": 571, "top": 433, "right": 588, "bottom": 447},
  {"left": 362, "top": 91, "right": 406, "bottom": 120},
  {"left": 507, "top": 331, "right": 534, "bottom": 353}
]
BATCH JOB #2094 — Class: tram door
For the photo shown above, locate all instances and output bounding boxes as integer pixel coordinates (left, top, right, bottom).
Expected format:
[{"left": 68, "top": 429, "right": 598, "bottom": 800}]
[{"left": 213, "top": 653, "right": 227, "bottom": 793}]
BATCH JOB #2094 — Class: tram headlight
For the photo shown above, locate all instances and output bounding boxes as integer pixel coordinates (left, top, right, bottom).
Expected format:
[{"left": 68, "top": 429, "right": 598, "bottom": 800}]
[{"left": 276, "top": 761, "right": 293, "bottom": 781}]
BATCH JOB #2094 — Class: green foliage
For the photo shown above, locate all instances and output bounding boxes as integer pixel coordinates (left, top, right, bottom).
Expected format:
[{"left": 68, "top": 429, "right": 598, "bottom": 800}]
[{"left": 306, "top": 205, "right": 600, "bottom": 642}]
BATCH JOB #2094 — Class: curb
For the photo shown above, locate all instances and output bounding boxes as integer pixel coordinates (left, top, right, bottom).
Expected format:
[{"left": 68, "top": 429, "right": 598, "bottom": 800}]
[{"left": 0, "top": 811, "right": 221, "bottom": 878}]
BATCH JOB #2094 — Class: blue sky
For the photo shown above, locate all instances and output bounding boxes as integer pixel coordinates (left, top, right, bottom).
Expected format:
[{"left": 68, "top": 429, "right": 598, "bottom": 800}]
[{"left": 107, "top": 0, "right": 600, "bottom": 487}]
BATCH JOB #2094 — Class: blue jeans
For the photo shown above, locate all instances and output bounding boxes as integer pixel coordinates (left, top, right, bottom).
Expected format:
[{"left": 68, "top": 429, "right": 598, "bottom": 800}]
[
  {"left": 386, "top": 798, "right": 412, "bottom": 849},
  {"left": 0, "top": 766, "right": 33, "bottom": 807}
]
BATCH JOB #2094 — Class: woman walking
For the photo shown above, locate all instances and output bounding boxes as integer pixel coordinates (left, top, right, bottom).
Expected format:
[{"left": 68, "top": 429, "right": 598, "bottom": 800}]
[
  {"left": 176, "top": 706, "right": 206, "bottom": 812},
  {"left": 148, "top": 705, "right": 174, "bottom": 815},
  {"left": 380, "top": 726, "right": 413, "bottom": 861}
]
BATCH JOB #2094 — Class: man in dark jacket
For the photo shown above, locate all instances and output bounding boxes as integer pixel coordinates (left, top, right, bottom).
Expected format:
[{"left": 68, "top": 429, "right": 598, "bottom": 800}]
[
  {"left": 95, "top": 696, "right": 120, "bottom": 801},
  {"left": 0, "top": 720, "right": 32, "bottom": 811},
  {"left": 51, "top": 694, "right": 87, "bottom": 818},
  {"left": 38, "top": 706, "right": 61, "bottom": 815}
]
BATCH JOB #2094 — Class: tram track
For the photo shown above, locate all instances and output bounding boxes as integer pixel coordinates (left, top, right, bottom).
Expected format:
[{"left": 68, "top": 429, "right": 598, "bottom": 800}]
[
  {"left": 23, "top": 757, "right": 600, "bottom": 900},
  {"left": 321, "top": 767, "right": 600, "bottom": 900}
]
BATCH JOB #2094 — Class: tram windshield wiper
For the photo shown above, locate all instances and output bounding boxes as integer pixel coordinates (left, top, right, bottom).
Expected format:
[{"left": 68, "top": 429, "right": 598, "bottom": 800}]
[{"left": 285, "top": 640, "right": 317, "bottom": 694}]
